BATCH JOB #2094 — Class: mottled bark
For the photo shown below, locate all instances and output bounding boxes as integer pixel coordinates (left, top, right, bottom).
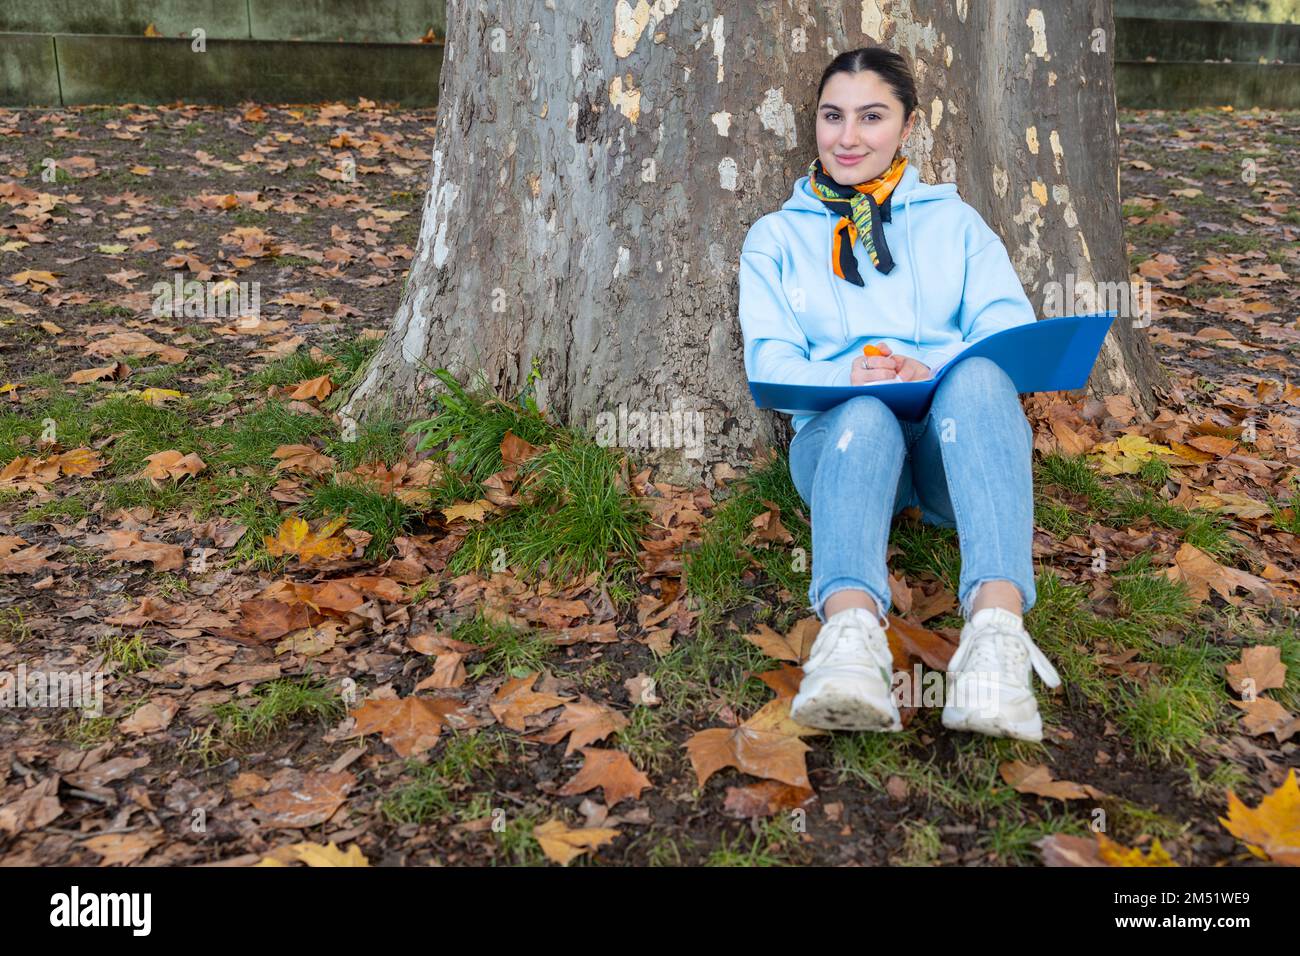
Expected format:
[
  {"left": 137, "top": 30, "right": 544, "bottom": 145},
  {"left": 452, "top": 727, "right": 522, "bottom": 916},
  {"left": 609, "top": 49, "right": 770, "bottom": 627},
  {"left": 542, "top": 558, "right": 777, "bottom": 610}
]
[{"left": 343, "top": 0, "right": 1163, "bottom": 490}]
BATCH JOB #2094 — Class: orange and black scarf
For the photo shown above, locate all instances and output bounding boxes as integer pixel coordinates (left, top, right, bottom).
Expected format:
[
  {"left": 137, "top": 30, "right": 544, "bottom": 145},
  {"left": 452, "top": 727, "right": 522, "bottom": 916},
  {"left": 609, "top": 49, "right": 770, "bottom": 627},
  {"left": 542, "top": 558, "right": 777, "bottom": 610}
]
[{"left": 806, "top": 153, "right": 908, "bottom": 286}]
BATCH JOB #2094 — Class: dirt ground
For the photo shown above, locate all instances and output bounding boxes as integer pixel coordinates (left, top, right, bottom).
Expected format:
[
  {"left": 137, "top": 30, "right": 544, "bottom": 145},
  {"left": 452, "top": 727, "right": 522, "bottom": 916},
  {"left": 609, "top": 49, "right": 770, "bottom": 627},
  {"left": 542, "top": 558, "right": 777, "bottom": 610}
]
[{"left": 0, "top": 101, "right": 1297, "bottom": 867}]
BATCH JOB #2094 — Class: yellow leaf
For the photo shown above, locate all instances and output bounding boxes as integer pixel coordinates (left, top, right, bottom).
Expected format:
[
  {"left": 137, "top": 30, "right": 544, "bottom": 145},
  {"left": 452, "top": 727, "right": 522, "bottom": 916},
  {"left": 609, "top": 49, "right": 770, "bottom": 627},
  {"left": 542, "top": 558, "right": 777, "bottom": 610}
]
[
  {"left": 255, "top": 841, "right": 369, "bottom": 867},
  {"left": 532, "top": 819, "right": 619, "bottom": 866},
  {"left": 1097, "top": 833, "right": 1178, "bottom": 866},
  {"left": 135, "top": 387, "right": 182, "bottom": 406},
  {"left": 1219, "top": 768, "right": 1300, "bottom": 865},
  {"left": 264, "top": 515, "right": 352, "bottom": 563}
]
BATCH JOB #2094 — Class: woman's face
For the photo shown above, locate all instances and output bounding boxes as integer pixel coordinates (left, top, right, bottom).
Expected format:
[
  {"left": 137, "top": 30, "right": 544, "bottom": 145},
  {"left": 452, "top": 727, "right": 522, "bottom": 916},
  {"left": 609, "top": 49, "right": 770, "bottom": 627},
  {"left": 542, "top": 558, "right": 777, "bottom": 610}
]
[{"left": 815, "top": 69, "right": 916, "bottom": 186}]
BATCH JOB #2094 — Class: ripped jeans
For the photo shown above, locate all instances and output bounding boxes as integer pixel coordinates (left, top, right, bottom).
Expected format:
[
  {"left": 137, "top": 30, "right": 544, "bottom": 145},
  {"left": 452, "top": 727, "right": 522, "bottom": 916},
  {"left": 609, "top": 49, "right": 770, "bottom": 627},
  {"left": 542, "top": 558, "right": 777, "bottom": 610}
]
[{"left": 787, "top": 356, "right": 1037, "bottom": 629}]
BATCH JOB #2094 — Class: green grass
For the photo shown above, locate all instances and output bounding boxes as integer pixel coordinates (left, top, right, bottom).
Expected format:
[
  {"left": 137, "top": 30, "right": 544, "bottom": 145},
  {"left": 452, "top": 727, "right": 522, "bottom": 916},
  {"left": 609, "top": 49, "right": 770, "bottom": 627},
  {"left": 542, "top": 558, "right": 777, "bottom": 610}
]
[
  {"left": 448, "top": 438, "right": 649, "bottom": 586},
  {"left": 302, "top": 479, "right": 412, "bottom": 560},
  {"left": 0, "top": 606, "right": 33, "bottom": 644},
  {"left": 704, "top": 817, "right": 803, "bottom": 866},
  {"left": 380, "top": 730, "right": 512, "bottom": 825},
  {"left": 250, "top": 349, "right": 335, "bottom": 391},
  {"left": 325, "top": 409, "right": 410, "bottom": 470},
  {"left": 407, "top": 368, "right": 559, "bottom": 482},
  {"left": 683, "top": 451, "right": 809, "bottom": 618},
  {"left": 650, "top": 617, "right": 772, "bottom": 720},
  {"left": 211, "top": 675, "right": 345, "bottom": 746},
  {"left": 409, "top": 368, "right": 648, "bottom": 586},
  {"left": 448, "top": 611, "right": 554, "bottom": 680},
  {"left": 96, "top": 631, "right": 167, "bottom": 675},
  {"left": 1025, "top": 558, "right": 1229, "bottom": 763}
]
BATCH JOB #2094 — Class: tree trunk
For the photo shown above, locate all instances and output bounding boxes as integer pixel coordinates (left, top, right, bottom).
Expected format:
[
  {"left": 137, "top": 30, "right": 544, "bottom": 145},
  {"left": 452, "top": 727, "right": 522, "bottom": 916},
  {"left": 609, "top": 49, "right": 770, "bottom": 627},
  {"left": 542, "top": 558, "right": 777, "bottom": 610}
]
[{"left": 343, "top": 0, "right": 1164, "bottom": 489}]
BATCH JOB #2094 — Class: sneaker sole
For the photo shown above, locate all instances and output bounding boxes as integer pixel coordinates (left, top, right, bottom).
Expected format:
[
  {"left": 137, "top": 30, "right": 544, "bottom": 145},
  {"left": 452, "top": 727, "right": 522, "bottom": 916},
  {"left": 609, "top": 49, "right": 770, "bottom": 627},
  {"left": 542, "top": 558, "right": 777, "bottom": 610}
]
[
  {"left": 791, "top": 672, "right": 901, "bottom": 732},
  {"left": 941, "top": 704, "right": 1043, "bottom": 742}
]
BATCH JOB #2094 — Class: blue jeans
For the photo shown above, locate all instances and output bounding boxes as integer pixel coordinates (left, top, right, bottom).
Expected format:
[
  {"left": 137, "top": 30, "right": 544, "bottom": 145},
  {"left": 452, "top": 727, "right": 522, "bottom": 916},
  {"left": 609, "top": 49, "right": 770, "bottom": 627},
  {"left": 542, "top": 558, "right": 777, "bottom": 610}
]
[{"left": 788, "top": 356, "right": 1037, "bottom": 629}]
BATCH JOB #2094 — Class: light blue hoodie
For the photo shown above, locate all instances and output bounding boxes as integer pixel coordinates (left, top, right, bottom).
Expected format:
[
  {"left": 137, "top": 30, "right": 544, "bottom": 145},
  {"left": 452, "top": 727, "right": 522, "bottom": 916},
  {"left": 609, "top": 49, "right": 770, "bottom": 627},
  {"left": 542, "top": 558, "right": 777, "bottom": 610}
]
[{"left": 739, "top": 163, "right": 1037, "bottom": 434}]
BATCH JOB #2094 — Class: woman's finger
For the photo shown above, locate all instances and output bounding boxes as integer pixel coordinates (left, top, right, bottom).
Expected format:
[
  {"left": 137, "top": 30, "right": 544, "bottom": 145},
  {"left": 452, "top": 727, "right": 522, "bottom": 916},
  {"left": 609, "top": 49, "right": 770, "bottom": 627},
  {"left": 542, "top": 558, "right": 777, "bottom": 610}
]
[
  {"left": 861, "top": 366, "right": 896, "bottom": 382},
  {"left": 864, "top": 356, "right": 895, "bottom": 369}
]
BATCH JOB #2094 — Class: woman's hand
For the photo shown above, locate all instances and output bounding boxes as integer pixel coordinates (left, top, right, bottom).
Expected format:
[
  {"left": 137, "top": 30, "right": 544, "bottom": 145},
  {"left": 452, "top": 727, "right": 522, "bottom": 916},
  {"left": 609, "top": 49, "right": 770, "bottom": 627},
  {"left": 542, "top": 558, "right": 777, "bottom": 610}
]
[
  {"left": 893, "top": 356, "right": 932, "bottom": 381},
  {"left": 849, "top": 342, "right": 932, "bottom": 384}
]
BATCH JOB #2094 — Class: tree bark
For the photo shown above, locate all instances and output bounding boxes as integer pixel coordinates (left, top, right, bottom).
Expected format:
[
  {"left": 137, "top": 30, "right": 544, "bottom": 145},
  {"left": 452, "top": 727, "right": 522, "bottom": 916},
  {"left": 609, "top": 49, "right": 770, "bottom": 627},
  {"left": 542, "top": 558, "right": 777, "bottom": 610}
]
[{"left": 343, "top": 0, "right": 1164, "bottom": 489}]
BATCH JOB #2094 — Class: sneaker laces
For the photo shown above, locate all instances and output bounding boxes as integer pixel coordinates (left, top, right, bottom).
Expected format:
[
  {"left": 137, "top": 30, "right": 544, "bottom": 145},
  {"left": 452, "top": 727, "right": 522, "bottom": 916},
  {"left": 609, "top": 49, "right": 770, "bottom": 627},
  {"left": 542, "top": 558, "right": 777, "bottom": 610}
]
[
  {"left": 805, "top": 609, "right": 893, "bottom": 679},
  {"left": 949, "top": 610, "right": 1060, "bottom": 689}
]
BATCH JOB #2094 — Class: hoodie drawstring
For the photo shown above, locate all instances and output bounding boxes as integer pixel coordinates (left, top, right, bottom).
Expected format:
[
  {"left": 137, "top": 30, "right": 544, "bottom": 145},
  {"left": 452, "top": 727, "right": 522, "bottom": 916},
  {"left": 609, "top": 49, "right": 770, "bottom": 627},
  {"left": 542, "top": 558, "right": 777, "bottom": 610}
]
[
  {"left": 906, "top": 192, "right": 921, "bottom": 349},
  {"left": 823, "top": 206, "right": 849, "bottom": 345}
]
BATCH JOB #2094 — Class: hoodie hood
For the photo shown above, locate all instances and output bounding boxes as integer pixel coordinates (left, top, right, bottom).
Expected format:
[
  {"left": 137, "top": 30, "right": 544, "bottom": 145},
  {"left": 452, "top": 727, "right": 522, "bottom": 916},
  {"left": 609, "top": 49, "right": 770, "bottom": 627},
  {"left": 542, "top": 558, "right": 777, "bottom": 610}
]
[{"left": 782, "top": 163, "right": 959, "bottom": 348}]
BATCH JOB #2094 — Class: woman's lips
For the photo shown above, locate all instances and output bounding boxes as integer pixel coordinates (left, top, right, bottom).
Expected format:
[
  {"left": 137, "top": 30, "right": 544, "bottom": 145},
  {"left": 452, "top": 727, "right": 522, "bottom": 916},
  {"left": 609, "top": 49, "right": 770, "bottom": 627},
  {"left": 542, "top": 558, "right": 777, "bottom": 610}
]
[{"left": 835, "top": 154, "right": 865, "bottom": 163}]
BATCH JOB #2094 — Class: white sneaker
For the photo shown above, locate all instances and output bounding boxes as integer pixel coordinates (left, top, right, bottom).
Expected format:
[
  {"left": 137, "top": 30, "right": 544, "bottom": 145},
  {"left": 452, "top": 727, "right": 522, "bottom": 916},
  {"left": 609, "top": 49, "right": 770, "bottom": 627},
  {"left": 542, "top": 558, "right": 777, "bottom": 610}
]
[
  {"left": 790, "top": 607, "right": 902, "bottom": 731},
  {"left": 941, "top": 607, "right": 1061, "bottom": 742}
]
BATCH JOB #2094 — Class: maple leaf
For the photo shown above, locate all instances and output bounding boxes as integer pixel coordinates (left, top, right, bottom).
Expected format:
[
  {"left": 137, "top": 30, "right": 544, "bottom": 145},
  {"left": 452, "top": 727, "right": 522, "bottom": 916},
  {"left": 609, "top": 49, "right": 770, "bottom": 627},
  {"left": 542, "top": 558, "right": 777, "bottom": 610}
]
[
  {"left": 1096, "top": 833, "right": 1178, "bottom": 866},
  {"left": 500, "top": 430, "right": 545, "bottom": 466},
  {"left": 742, "top": 617, "right": 819, "bottom": 663},
  {"left": 237, "top": 598, "right": 313, "bottom": 643},
  {"left": 350, "top": 696, "right": 464, "bottom": 757},
  {"left": 532, "top": 818, "right": 619, "bottom": 866},
  {"left": 526, "top": 695, "right": 629, "bottom": 754},
  {"left": 1163, "top": 542, "right": 1272, "bottom": 605},
  {"left": 723, "top": 780, "right": 817, "bottom": 819},
  {"left": 248, "top": 771, "right": 355, "bottom": 829},
  {"left": 556, "top": 747, "right": 653, "bottom": 807},
  {"left": 999, "top": 760, "right": 1110, "bottom": 801},
  {"left": 52, "top": 448, "right": 105, "bottom": 478},
  {"left": 142, "top": 449, "right": 206, "bottom": 484},
  {"left": 441, "top": 500, "right": 495, "bottom": 523},
  {"left": 89, "top": 530, "right": 184, "bottom": 572},
  {"left": 685, "top": 724, "right": 811, "bottom": 789},
  {"left": 271, "top": 443, "right": 336, "bottom": 475},
  {"left": 133, "top": 387, "right": 182, "bottom": 406},
  {"left": 489, "top": 672, "right": 573, "bottom": 731},
  {"left": 66, "top": 363, "right": 128, "bottom": 384},
  {"left": 744, "top": 696, "right": 829, "bottom": 739},
  {"left": 1231, "top": 697, "right": 1299, "bottom": 742},
  {"left": 264, "top": 515, "right": 353, "bottom": 563},
  {"left": 1219, "top": 768, "right": 1300, "bottom": 865},
  {"left": 287, "top": 374, "right": 333, "bottom": 400},
  {"left": 256, "top": 841, "right": 370, "bottom": 867},
  {"left": 1225, "top": 645, "right": 1287, "bottom": 697},
  {"left": 743, "top": 500, "right": 794, "bottom": 546}
]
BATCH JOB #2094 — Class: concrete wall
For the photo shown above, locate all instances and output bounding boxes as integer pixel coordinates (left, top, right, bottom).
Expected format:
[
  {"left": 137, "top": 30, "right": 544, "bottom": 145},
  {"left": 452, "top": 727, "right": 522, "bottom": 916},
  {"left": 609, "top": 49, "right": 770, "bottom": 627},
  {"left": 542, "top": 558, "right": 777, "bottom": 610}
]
[
  {"left": 1116, "top": 0, "right": 1300, "bottom": 22},
  {"left": 0, "top": 34, "right": 61, "bottom": 107},
  {"left": 55, "top": 35, "right": 442, "bottom": 106},
  {"left": 0, "top": 0, "right": 445, "bottom": 42},
  {"left": 1117, "top": 61, "right": 1300, "bottom": 106},
  {"left": 1118, "top": 15, "right": 1300, "bottom": 61}
]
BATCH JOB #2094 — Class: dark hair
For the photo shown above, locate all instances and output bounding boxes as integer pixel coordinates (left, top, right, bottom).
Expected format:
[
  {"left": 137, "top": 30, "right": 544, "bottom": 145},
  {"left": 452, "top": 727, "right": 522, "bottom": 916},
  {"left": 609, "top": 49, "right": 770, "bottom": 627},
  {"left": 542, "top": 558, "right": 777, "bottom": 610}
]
[{"left": 815, "top": 46, "right": 917, "bottom": 123}]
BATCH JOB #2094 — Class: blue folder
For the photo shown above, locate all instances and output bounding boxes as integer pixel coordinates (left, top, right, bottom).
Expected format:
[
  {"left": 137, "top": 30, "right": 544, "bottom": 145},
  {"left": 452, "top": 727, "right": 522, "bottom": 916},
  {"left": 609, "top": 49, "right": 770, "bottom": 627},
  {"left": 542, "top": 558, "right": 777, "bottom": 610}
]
[{"left": 747, "top": 312, "right": 1116, "bottom": 421}]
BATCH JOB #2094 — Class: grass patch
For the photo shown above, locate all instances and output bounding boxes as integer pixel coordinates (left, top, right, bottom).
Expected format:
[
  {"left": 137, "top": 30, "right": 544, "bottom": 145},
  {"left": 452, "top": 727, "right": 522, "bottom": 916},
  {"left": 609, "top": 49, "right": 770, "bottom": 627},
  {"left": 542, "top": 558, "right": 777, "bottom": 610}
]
[
  {"left": 302, "top": 478, "right": 412, "bottom": 560},
  {"left": 448, "top": 611, "right": 554, "bottom": 680},
  {"left": 211, "top": 675, "right": 345, "bottom": 747},
  {"left": 684, "top": 451, "right": 809, "bottom": 619}
]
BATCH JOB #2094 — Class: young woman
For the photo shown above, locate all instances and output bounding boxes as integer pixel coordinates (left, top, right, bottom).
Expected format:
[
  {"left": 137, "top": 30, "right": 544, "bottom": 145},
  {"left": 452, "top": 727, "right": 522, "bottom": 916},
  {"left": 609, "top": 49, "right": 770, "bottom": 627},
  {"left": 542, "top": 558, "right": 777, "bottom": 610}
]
[{"left": 738, "top": 47, "right": 1061, "bottom": 742}]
